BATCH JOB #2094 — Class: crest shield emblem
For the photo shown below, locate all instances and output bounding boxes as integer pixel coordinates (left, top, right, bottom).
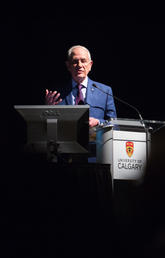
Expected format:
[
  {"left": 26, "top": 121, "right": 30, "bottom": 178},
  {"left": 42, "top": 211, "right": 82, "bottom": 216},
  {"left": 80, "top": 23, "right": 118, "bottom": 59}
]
[{"left": 126, "top": 141, "right": 134, "bottom": 157}]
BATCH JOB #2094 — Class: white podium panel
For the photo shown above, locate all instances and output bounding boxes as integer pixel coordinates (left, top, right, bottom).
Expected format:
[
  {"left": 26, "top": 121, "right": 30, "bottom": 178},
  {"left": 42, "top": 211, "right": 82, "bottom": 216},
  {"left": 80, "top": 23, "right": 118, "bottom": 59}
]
[
  {"left": 96, "top": 128, "right": 147, "bottom": 180},
  {"left": 112, "top": 132, "right": 146, "bottom": 180}
]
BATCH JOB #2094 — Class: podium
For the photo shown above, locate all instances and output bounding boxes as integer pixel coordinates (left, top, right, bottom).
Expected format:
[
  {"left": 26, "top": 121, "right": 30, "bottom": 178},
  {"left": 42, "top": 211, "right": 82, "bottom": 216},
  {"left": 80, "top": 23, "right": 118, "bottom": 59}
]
[{"left": 96, "top": 118, "right": 165, "bottom": 181}]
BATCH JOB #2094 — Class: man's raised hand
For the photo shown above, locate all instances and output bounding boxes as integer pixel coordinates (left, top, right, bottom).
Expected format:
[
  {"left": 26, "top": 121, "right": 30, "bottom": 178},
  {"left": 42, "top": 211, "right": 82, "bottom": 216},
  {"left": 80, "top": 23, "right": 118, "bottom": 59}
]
[{"left": 45, "top": 89, "right": 62, "bottom": 105}]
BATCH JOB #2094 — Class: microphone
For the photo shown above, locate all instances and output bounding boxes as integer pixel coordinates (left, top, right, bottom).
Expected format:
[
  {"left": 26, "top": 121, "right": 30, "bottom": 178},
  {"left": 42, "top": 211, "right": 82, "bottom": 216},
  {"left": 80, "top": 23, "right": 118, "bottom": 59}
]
[{"left": 92, "top": 83, "right": 145, "bottom": 127}]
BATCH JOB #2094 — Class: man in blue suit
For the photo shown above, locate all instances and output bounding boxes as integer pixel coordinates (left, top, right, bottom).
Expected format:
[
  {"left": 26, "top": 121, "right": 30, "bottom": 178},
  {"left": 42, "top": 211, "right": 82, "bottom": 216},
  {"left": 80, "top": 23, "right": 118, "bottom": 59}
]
[{"left": 45, "top": 45, "right": 117, "bottom": 127}]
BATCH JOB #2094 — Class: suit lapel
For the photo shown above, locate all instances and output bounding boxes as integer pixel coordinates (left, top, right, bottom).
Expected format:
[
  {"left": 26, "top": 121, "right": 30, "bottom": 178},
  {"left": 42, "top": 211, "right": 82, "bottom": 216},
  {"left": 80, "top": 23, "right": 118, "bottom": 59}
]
[
  {"left": 85, "top": 78, "right": 95, "bottom": 105},
  {"left": 65, "top": 81, "right": 73, "bottom": 105},
  {"left": 66, "top": 93, "right": 73, "bottom": 105}
]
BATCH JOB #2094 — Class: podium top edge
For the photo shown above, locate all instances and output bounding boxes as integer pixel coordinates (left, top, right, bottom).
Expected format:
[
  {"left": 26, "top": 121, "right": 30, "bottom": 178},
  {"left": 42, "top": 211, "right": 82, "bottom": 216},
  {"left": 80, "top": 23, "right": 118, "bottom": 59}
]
[
  {"left": 14, "top": 105, "right": 90, "bottom": 109},
  {"left": 110, "top": 118, "right": 165, "bottom": 124}
]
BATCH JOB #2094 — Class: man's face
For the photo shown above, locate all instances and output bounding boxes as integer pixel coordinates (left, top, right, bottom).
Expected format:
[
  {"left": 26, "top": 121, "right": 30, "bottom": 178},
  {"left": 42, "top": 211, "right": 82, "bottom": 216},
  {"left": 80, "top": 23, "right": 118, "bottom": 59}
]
[{"left": 66, "top": 47, "right": 93, "bottom": 83}]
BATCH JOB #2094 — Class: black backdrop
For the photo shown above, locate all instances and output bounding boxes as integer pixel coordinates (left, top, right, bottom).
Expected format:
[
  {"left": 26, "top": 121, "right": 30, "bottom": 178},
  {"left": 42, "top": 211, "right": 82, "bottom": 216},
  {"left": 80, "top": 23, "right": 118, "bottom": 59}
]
[
  {"left": 2, "top": 13, "right": 165, "bottom": 257},
  {"left": 2, "top": 14, "right": 164, "bottom": 147},
  {"left": 5, "top": 15, "right": 165, "bottom": 120}
]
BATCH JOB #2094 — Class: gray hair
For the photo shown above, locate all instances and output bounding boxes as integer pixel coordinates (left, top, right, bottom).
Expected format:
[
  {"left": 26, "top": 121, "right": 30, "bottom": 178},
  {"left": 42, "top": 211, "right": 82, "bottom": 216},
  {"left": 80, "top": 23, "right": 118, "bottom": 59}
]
[{"left": 67, "top": 45, "right": 92, "bottom": 60}]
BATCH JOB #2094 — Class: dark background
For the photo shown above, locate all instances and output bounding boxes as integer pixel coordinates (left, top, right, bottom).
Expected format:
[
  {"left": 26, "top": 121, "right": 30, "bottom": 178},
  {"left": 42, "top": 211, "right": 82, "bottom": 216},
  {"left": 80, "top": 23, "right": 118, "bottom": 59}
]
[
  {"left": 5, "top": 14, "right": 165, "bottom": 120},
  {"left": 1, "top": 14, "right": 165, "bottom": 145},
  {"left": 2, "top": 13, "right": 165, "bottom": 257}
]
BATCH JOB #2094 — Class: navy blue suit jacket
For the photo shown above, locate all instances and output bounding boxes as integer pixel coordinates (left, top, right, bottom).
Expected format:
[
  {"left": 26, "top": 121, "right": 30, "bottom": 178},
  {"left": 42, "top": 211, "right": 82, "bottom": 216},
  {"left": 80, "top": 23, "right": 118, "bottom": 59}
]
[{"left": 59, "top": 77, "right": 117, "bottom": 124}]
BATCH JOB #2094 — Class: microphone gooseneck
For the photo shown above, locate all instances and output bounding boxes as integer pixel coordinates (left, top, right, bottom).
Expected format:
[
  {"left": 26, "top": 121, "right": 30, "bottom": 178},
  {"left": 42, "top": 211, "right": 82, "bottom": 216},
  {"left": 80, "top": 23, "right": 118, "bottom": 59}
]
[{"left": 92, "top": 83, "right": 145, "bottom": 127}]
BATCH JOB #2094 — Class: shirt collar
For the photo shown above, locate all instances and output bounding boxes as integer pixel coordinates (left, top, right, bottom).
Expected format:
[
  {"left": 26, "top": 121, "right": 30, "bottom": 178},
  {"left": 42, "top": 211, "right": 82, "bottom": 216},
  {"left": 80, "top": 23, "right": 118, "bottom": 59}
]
[{"left": 72, "top": 77, "right": 88, "bottom": 89}]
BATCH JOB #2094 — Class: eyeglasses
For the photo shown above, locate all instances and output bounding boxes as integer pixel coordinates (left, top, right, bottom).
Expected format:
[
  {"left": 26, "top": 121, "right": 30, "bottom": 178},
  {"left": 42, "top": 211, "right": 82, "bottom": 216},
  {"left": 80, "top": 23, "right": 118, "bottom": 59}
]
[{"left": 71, "top": 58, "right": 91, "bottom": 66}]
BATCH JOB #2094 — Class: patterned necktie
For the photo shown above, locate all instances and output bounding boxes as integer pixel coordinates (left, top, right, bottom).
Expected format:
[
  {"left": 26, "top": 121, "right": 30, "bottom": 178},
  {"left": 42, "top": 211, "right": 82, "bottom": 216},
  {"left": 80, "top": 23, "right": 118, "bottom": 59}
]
[{"left": 75, "top": 84, "right": 84, "bottom": 105}]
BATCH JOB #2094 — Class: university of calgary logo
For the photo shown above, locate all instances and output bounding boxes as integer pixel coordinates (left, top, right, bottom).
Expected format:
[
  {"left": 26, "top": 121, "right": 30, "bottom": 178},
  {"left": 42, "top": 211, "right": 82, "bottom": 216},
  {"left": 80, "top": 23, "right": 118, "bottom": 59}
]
[{"left": 126, "top": 141, "right": 134, "bottom": 157}]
